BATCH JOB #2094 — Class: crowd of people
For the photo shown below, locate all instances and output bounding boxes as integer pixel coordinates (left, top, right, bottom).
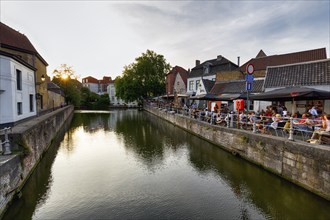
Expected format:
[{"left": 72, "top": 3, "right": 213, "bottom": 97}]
[{"left": 164, "top": 101, "right": 330, "bottom": 145}]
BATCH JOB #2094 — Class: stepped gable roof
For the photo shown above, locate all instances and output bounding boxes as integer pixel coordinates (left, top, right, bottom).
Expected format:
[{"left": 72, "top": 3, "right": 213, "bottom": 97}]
[
  {"left": 264, "top": 59, "right": 330, "bottom": 89},
  {"left": 210, "top": 79, "right": 264, "bottom": 94},
  {"left": 240, "top": 48, "right": 327, "bottom": 72},
  {"left": 202, "top": 79, "right": 215, "bottom": 93},
  {"left": 0, "top": 22, "right": 48, "bottom": 65},
  {"left": 189, "top": 55, "right": 238, "bottom": 78}
]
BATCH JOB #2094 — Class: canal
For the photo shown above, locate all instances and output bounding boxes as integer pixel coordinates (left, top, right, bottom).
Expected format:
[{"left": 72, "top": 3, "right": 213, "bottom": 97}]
[{"left": 3, "top": 110, "right": 330, "bottom": 220}]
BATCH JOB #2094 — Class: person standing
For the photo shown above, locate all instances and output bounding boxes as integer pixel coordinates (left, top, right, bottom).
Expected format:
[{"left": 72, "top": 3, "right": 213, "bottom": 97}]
[{"left": 309, "top": 106, "right": 318, "bottom": 117}]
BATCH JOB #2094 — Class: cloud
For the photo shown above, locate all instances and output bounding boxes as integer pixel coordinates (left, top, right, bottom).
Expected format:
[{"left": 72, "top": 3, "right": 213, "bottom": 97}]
[{"left": 1, "top": 1, "right": 329, "bottom": 79}]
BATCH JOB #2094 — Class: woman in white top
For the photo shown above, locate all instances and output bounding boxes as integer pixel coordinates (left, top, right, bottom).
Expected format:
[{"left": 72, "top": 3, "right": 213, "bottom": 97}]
[{"left": 309, "top": 114, "right": 330, "bottom": 142}]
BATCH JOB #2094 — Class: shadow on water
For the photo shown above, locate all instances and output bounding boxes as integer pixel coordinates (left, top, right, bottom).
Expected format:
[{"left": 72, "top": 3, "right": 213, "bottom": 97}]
[
  {"left": 186, "top": 135, "right": 330, "bottom": 220},
  {"left": 3, "top": 110, "right": 330, "bottom": 220},
  {"left": 2, "top": 114, "right": 73, "bottom": 220},
  {"left": 118, "top": 111, "right": 330, "bottom": 220}
]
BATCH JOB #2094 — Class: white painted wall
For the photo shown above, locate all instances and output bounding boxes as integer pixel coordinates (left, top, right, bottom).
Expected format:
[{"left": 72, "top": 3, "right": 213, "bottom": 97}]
[
  {"left": 173, "top": 73, "right": 186, "bottom": 95},
  {"left": 83, "top": 83, "right": 99, "bottom": 94},
  {"left": 0, "top": 55, "right": 36, "bottom": 126},
  {"left": 107, "top": 83, "right": 138, "bottom": 107},
  {"left": 187, "top": 75, "right": 215, "bottom": 95}
]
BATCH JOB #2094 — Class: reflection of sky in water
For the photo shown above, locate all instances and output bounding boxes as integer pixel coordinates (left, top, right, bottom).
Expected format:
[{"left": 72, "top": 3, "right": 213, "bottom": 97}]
[{"left": 4, "top": 110, "right": 330, "bottom": 220}]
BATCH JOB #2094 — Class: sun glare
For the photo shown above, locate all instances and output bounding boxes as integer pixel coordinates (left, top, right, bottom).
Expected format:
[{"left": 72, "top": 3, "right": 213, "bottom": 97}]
[{"left": 61, "top": 74, "right": 68, "bottom": 80}]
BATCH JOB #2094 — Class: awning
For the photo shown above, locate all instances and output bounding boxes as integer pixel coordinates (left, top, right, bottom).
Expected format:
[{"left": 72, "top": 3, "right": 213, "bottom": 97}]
[{"left": 250, "top": 87, "right": 330, "bottom": 101}]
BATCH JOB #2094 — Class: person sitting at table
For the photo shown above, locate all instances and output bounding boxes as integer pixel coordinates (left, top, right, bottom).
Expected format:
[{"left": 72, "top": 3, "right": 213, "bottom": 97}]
[
  {"left": 307, "top": 114, "right": 330, "bottom": 143},
  {"left": 293, "top": 113, "right": 313, "bottom": 131},
  {"left": 263, "top": 114, "right": 282, "bottom": 134}
]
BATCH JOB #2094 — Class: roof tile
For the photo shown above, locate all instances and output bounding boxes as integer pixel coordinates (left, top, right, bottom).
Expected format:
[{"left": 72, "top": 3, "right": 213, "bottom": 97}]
[
  {"left": 264, "top": 59, "right": 330, "bottom": 89},
  {"left": 240, "top": 48, "right": 327, "bottom": 72}
]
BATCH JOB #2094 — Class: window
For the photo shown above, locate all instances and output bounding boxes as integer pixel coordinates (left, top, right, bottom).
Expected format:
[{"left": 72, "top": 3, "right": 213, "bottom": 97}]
[
  {"left": 189, "top": 81, "right": 194, "bottom": 91},
  {"left": 17, "top": 102, "right": 22, "bottom": 115},
  {"left": 16, "top": 69, "right": 22, "bottom": 90},
  {"left": 203, "top": 65, "right": 209, "bottom": 74},
  {"left": 196, "top": 80, "right": 200, "bottom": 91},
  {"left": 30, "top": 94, "right": 34, "bottom": 112}
]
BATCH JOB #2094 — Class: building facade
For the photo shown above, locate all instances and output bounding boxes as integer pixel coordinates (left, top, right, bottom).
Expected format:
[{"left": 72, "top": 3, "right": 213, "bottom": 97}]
[
  {"left": 187, "top": 55, "right": 238, "bottom": 96},
  {"left": 0, "top": 52, "right": 37, "bottom": 128},
  {"left": 0, "top": 22, "right": 49, "bottom": 113},
  {"left": 82, "top": 76, "right": 112, "bottom": 95},
  {"left": 107, "top": 82, "right": 138, "bottom": 107}
]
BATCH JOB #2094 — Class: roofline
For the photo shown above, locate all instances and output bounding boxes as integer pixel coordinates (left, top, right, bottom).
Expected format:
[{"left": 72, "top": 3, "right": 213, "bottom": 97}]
[
  {"left": 0, "top": 50, "right": 37, "bottom": 71},
  {"left": 1, "top": 43, "right": 48, "bottom": 66},
  {"left": 266, "top": 58, "right": 330, "bottom": 69},
  {"left": 240, "top": 47, "right": 327, "bottom": 69},
  {"left": 192, "top": 56, "right": 238, "bottom": 70},
  {"left": 257, "top": 47, "right": 326, "bottom": 59}
]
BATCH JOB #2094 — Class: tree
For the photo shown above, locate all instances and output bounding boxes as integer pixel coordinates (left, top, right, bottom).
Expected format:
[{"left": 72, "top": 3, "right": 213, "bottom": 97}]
[
  {"left": 52, "top": 64, "right": 82, "bottom": 107},
  {"left": 115, "top": 50, "right": 171, "bottom": 102},
  {"left": 80, "top": 87, "right": 107, "bottom": 109}
]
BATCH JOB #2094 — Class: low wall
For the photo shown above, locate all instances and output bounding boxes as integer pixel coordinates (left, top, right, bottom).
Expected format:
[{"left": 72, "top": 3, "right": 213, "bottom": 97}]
[
  {"left": 0, "top": 106, "right": 74, "bottom": 217},
  {"left": 145, "top": 106, "right": 330, "bottom": 201}
]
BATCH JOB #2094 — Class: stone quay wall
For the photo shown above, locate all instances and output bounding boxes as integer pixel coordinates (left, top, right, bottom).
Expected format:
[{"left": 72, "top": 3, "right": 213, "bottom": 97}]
[
  {"left": 145, "top": 106, "right": 330, "bottom": 201},
  {"left": 0, "top": 106, "right": 74, "bottom": 217}
]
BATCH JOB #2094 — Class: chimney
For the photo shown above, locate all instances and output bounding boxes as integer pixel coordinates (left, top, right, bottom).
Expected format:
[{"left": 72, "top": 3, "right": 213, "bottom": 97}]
[
  {"left": 217, "top": 55, "right": 222, "bottom": 60},
  {"left": 195, "top": 60, "right": 200, "bottom": 66},
  {"left": 237, "top": 56, "right": 240, "bottom": 66}
]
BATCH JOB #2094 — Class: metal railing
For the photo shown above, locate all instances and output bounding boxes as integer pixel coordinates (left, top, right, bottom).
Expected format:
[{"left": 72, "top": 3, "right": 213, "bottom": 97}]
[{"left": 146, "top": 103, "right": 322, "bottom": 143}]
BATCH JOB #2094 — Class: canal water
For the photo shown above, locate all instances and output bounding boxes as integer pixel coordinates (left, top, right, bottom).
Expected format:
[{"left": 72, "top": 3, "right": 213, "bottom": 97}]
[{"left": 3, "top": 110, "right": 330, "bottom": 220}]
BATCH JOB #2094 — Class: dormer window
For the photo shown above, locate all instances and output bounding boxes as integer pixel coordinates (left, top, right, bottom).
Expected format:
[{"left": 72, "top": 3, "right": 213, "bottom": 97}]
[
  {"left": 203, "top": 65, "right": 209, "bottom": 74},
  {"left": 203, "top": 62, "right": 211, "bottom": 75}
]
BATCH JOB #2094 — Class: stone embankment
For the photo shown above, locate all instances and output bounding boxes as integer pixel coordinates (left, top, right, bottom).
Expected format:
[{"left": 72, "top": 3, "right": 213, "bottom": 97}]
[
  {"left": 145, "top": 106, "right": 330, "bottom": 201},
  {"left": 0, "top": 106, "right": 74, "bottom": 217}
]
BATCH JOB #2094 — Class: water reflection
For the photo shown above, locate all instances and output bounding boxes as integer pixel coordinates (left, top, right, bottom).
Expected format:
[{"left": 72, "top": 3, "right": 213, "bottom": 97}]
[
  {"left": 3, "top": 115, "right": 71, "bottom": 220},
  {"left": 3, "top": 110, "right": 330, "bottom": 220},
  {"left": 115, "top": 110, "right": 187, "bottom": 169},
  {"left": 186, "top": 135, "right": 330, "bottom": 219}
]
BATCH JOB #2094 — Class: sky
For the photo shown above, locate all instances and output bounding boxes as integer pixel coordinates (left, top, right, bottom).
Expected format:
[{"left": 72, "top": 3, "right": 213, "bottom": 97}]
[{"left": 1, "top": 0, "right": 329, "bottom": 81}]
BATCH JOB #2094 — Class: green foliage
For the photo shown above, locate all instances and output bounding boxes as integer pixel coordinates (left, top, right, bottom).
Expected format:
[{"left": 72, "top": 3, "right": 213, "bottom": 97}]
[
  {"left": 115, "top": 50, "right": 171, "bottom": 102},
  {"left": 80, "top": 87, "right": 110, "bottom": 110},
  {"left": 52, "top": 65, "right": 82, "bottom": 107},
  {"left": 52, "top": 77, "right": 82, "bottom": 107}
]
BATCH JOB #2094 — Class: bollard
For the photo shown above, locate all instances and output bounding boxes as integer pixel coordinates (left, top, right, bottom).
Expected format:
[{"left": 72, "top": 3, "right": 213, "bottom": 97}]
[
  {"left": 226, "top": 113, "right": 230, "bottom": 128},
  {"left": 3, "top": 127, "right": 12, "bottom": 155},
  {"left": 288, "top": 117, "right": 294, "bottom": 141},
  {"left": 253, "top": 121, "right": 257, "bottom": 133},
  {"left": 229, "top": 113, "right": 233, "bottom": 128}
]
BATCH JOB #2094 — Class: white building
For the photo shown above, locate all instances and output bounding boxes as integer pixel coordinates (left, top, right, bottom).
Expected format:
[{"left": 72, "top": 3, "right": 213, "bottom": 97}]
[
  {"left": 82, "top": 76, "right": 112, "bottom": 95},
  {"left": 187, "top": 56, "right": 238, "bottom": 96},
  {"left": 0, "top": 52, "right": 37, "bottom": 128},
  {"left": 107, "top": 82, "right": 138, "bottom": 107}
]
